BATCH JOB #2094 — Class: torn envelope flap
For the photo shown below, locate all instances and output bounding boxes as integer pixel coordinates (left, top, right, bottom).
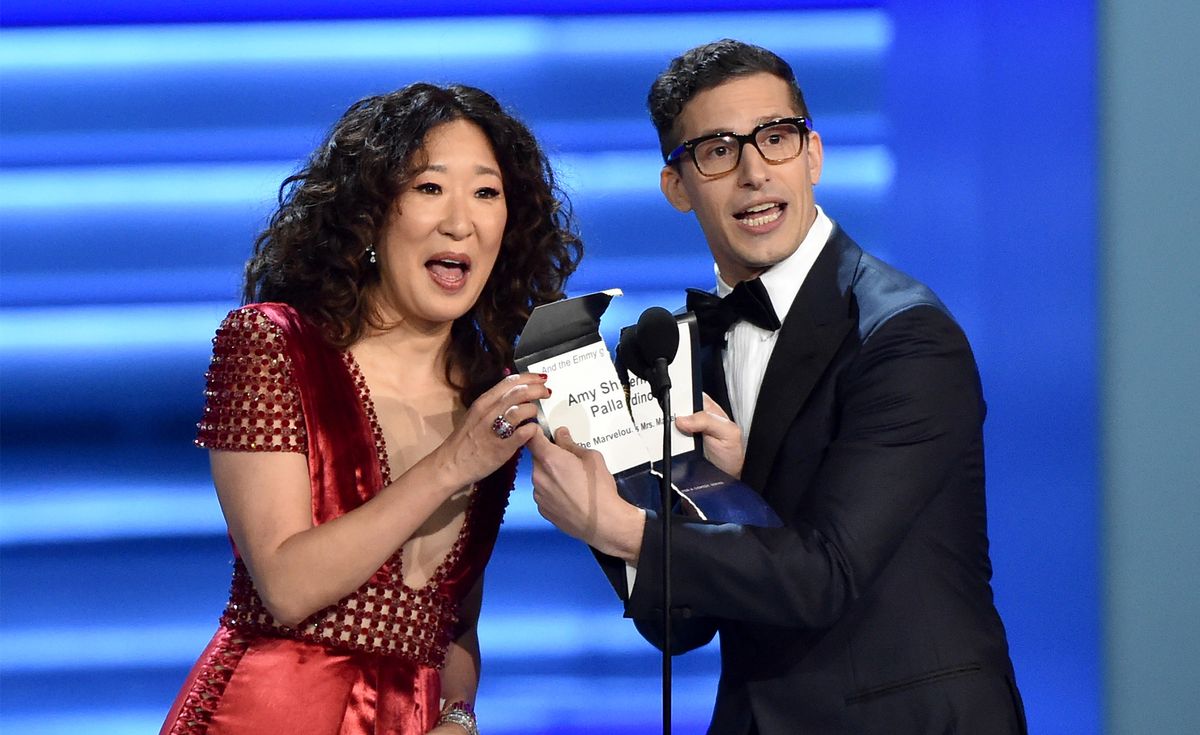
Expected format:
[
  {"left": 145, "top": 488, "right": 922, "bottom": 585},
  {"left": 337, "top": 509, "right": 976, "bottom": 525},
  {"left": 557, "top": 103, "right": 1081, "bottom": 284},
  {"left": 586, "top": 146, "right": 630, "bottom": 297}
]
[{"left": 514, "top": 288, "right": 623, "bottom": 366}]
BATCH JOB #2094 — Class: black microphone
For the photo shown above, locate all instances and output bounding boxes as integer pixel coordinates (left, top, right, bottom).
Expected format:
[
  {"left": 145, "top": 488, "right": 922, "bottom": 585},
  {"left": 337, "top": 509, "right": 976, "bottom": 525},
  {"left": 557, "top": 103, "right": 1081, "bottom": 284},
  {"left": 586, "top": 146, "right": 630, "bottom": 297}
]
[
  {"left": 619, "top": 306, "right": 679, "bottom": 398},
  {"left": 617, "top": 326, "right": 647, "bottom": 381}
]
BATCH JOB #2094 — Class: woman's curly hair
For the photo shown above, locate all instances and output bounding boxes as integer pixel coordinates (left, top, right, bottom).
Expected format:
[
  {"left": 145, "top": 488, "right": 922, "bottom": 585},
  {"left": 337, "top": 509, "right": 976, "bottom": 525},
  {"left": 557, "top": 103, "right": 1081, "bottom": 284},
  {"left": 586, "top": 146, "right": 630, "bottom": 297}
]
[{"left": 244, "top": 83, "right": 582, "bottom": 405}]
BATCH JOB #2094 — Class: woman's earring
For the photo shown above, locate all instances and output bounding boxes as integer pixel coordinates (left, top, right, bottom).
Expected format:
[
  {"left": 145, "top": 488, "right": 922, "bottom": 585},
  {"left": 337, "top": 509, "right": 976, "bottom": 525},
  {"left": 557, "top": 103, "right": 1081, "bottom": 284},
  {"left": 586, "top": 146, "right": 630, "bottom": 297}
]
[{"left": 366, "top": 243, "right": 377, "bottom": 265}]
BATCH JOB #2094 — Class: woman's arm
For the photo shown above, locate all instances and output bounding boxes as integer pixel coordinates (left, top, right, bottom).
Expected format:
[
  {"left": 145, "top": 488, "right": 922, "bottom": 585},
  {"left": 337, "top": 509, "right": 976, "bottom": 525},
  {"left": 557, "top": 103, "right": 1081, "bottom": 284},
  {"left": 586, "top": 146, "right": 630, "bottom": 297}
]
[
  {"left": 215, "top": 373, "right": 546, "bottom": 626},
  {"left": 214, "top": 447, "right": 454, "bottom": 626}
]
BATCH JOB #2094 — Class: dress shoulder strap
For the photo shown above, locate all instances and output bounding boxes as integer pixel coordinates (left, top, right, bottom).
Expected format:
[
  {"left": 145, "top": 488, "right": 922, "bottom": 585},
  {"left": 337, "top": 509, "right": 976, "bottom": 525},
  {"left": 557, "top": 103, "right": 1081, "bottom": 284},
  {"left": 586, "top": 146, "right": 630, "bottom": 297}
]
[{"left": 249, "top": 303, "right": 383, "bottom": 520}]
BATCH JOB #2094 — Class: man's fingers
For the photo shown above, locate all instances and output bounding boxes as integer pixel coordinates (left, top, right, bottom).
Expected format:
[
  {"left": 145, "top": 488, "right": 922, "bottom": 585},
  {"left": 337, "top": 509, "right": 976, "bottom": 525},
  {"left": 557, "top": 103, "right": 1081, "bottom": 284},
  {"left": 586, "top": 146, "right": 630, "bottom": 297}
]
[
  {"left": 675, "top": 394, "right": 733, "bottom": 436},
  {"left": 553, "top": 427, "right": 594, "bottom": 459},
  {"left": 527, "top": 426, "right": 555, "bottom": 457},
  {"left": 675, "top": 398, "right": 743, "bottom": 449},
  {"left": 553, "top": 426, "right": 579, "bottom": 449},
  {"left": 674, "top": 411, "right": 707, "bottom": 435}
]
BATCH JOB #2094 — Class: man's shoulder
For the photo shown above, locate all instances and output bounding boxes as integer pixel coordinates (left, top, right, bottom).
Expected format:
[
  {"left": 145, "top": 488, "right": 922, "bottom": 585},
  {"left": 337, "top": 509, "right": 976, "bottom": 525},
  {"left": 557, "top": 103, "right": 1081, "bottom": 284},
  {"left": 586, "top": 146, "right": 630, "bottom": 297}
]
[{"left": 830, "top": 228, "right": 954, "bottom": 343}]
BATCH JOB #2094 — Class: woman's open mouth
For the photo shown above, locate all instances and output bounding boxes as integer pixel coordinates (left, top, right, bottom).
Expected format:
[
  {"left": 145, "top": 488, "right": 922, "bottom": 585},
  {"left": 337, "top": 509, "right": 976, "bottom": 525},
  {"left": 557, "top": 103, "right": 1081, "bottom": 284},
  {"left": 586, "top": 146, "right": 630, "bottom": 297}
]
[{"left": 426, "top": 255, "right": 471, "bottom": 291}]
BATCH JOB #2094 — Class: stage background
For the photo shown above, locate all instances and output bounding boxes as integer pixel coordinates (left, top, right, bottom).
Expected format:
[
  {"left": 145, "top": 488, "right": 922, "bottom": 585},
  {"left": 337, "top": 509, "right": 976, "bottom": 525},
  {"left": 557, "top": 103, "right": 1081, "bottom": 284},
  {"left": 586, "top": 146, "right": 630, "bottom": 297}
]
[{"left": 2, "top": 1, "right": 1195, "bottom": 733}]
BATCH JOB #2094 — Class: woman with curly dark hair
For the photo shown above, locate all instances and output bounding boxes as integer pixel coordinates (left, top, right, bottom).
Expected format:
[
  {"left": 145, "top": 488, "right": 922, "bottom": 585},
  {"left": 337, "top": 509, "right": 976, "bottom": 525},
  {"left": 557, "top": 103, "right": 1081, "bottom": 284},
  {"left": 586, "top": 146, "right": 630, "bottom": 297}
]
[{"left": 160, "top": 83, "right": 581, "bottom": 735}]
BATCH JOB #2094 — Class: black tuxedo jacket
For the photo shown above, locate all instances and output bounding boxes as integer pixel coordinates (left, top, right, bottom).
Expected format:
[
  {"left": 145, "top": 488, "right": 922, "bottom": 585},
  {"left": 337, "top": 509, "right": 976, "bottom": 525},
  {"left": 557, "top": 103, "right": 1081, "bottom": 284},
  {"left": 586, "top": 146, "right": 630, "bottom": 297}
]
[{"left": 605, "top": 227, "right": 1026, "bottom": 734}]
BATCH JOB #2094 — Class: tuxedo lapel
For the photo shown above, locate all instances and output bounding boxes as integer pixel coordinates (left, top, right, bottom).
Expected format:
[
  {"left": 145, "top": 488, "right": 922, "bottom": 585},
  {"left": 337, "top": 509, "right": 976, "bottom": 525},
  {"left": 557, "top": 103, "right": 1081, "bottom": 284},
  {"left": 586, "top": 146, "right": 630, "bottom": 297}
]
[
  {"left": 699, "top": 340, "right": 731, "bottom": 415},
  {"left": 741, "top": 230, "right": 859, "bottom": 492}
]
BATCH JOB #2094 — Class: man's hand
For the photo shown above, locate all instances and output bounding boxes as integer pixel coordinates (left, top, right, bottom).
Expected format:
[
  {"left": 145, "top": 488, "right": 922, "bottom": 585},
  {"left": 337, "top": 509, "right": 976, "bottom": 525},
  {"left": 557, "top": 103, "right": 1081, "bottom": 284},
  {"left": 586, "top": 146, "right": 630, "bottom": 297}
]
[
  {"left": 527, "top": 427, "right": 646, "bottom": 564},
  {"left": 674, "top": 393, "right": 745, "bottom": 479}
]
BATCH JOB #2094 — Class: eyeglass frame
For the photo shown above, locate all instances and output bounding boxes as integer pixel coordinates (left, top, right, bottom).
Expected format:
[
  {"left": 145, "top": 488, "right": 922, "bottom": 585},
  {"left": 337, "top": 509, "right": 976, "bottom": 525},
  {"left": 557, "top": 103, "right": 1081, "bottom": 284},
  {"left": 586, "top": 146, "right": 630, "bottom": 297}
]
[{"left": 663, "top": 116, "right": 813, "bottom": 176}]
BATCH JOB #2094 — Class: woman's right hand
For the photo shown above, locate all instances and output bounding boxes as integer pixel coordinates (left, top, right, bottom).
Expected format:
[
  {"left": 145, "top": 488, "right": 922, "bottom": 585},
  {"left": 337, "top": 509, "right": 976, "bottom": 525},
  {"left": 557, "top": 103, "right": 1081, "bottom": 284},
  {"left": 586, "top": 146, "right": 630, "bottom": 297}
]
[{"left": 430, "top": 372, "right": 549, "bottom": 491}]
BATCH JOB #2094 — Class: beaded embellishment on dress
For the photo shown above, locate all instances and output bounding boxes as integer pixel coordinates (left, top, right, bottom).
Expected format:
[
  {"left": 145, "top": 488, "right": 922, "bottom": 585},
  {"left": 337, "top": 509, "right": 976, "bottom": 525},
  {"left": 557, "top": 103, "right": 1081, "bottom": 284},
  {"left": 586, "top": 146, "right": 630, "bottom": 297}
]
[
  {"left": 196, "top": 308, "right": 306, "bottom": 452},
  {"left": 341, "top": 350, "right": 393, "bottom": 484},
  {"left": 165, "top": 628, "right": 250, "bottom": 735},
  {"left": 221, "top": 554, "right": 462, "bottom": 668}
]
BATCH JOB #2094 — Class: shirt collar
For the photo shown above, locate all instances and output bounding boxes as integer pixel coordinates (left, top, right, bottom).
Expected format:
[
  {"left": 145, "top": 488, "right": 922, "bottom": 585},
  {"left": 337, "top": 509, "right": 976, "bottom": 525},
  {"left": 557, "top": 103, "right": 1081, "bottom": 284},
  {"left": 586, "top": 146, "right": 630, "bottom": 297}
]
[{"left": 715, "top": 204, "right": 833, "bottom": 324}]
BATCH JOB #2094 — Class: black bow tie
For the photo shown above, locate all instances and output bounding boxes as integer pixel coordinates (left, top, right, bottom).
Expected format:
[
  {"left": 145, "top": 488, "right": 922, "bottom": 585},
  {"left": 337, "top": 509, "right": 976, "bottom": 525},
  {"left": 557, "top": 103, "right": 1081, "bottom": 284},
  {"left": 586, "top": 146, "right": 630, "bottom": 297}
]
[{"left": 686, "top": 278, "right": 781, "bottom": 348}]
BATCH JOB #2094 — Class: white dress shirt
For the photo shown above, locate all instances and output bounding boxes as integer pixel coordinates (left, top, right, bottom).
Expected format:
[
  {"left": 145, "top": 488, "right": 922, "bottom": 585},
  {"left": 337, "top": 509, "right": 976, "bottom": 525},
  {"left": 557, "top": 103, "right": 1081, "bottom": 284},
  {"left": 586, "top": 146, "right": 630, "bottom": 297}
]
[{"left": 717, "top": 205, "right": 833, "bottom": 444}]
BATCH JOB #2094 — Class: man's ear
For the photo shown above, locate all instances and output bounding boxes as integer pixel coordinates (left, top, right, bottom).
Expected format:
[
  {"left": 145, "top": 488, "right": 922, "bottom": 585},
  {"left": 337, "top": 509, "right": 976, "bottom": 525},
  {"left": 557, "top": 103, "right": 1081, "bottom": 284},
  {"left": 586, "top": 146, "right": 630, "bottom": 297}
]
[
  {"left": 806, "top": 130, "right": 824, "bottom": 186},
  {"left": 660, "top": 165, "right": 692, "bottom": 213}
]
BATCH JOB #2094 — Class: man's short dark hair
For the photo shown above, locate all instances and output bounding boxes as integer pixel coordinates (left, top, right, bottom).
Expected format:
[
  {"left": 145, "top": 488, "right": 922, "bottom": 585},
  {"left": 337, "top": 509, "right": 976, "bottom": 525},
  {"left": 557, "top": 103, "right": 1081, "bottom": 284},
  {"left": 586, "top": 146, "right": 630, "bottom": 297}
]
[{"left": 647, "top": 39, "right": 810, "bottom": 159}]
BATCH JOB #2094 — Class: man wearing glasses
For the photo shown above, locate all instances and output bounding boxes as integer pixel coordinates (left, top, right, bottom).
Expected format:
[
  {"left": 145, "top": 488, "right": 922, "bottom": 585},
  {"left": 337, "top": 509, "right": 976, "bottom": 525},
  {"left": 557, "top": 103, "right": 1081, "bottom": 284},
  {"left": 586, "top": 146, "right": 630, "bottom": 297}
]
[{"left": 529, "top": 39, "right": 1025, "bottom": 734}]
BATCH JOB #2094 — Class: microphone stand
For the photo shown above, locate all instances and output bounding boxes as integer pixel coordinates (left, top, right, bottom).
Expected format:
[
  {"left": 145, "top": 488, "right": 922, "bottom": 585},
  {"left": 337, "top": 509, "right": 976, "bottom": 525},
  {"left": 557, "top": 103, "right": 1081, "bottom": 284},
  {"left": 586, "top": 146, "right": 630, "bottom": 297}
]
[
  {"left": 652, "top": 357, "right": 673, "bottom": 735},
  {"left": 622, "top": 308, "right": 680, "bottom": 735}
]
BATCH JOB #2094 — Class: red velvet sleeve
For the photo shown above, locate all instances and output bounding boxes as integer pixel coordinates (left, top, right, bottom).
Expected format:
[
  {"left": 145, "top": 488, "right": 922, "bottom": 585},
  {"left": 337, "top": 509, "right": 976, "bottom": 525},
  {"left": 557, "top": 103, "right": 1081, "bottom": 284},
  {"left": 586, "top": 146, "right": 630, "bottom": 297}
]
[{"left": 195, "top": 306, "right": 307, "bottom": 453}]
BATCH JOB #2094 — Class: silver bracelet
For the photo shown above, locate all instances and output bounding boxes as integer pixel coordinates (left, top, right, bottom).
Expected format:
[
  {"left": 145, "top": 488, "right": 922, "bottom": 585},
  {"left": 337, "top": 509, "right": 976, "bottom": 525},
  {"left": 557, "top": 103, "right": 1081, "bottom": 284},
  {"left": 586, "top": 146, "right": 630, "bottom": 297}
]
[{"left": 438, "top": 702, "right": 479, "bottom": 735}]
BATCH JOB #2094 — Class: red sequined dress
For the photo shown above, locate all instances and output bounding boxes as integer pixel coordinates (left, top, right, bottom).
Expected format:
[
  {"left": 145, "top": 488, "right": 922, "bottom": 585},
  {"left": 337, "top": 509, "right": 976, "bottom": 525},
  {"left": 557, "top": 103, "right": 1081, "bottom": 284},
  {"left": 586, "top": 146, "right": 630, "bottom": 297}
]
[{"left": 160, "top": 303, "right": 514, "bottom": 735}]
